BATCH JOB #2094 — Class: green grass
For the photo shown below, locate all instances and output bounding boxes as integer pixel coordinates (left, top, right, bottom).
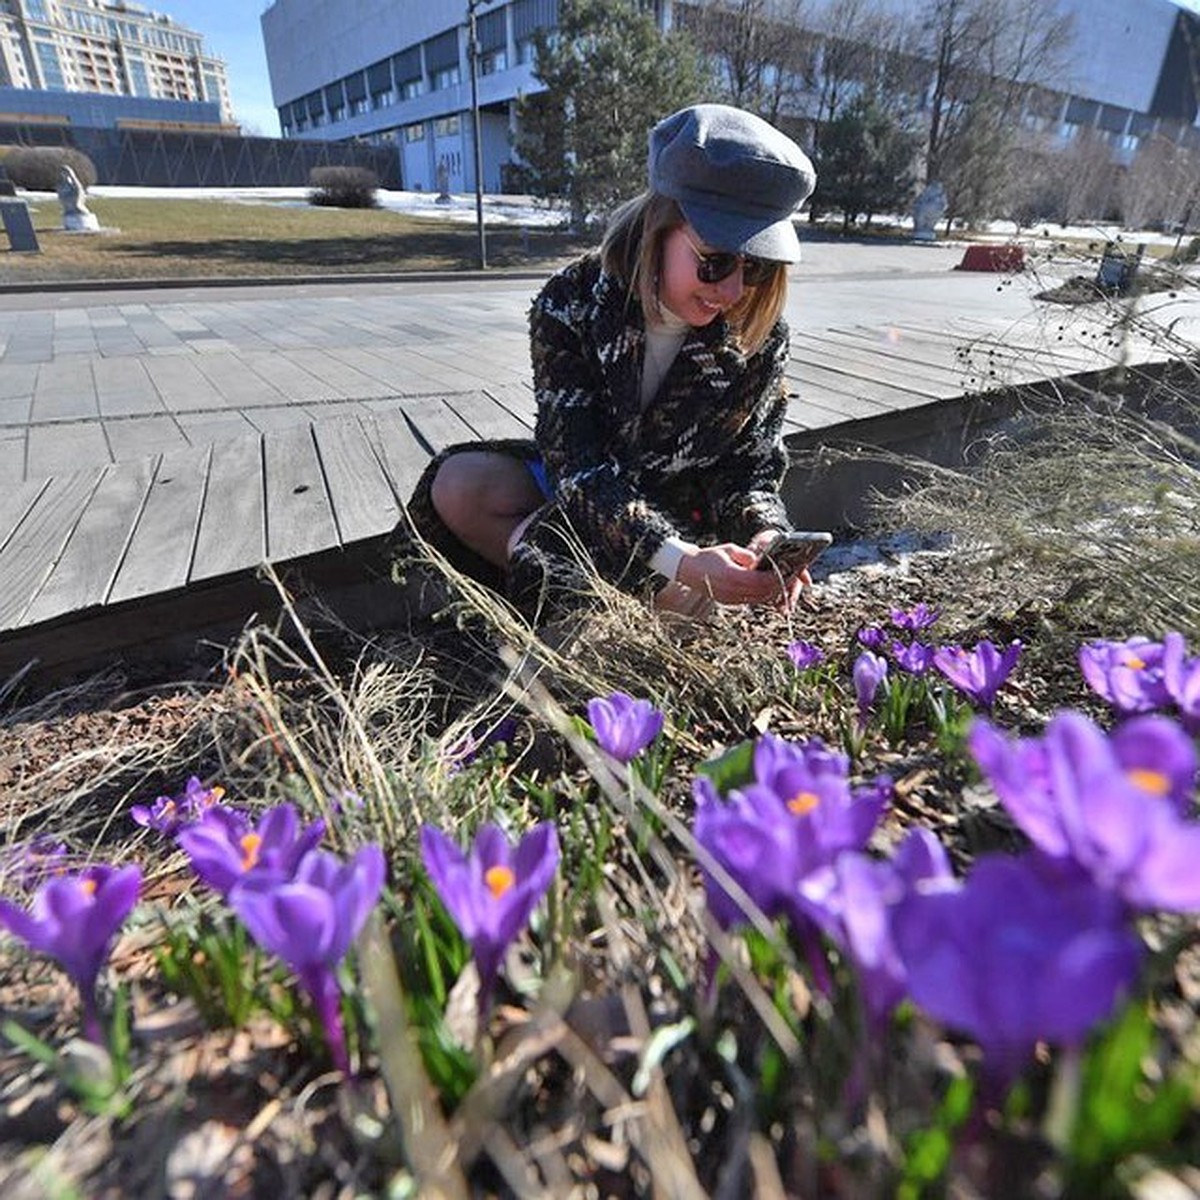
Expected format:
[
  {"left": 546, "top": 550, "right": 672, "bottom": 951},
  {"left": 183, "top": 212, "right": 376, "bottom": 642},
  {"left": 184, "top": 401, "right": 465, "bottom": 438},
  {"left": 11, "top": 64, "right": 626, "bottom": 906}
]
[{"left": 2, "top": 196, "right": 592, "bottom": 282}]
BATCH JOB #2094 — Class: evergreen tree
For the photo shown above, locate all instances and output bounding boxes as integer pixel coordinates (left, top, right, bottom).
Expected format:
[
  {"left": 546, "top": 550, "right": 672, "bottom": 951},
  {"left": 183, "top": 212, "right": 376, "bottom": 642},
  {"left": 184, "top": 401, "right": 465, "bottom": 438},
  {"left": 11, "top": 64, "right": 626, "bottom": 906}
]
[
  {"left": 815, "top": 96, "right": 919, "bottom": 229},
  {"left": 514, "top": 0, "right": 711, "bottom": 228}
]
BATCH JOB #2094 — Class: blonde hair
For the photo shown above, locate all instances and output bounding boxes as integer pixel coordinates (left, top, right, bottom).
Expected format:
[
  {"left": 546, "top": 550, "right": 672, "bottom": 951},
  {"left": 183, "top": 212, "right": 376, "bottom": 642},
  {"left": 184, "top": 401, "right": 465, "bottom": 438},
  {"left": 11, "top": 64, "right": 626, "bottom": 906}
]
[{"left": 599, "top": 190, "right": 788, "bottom": 356}]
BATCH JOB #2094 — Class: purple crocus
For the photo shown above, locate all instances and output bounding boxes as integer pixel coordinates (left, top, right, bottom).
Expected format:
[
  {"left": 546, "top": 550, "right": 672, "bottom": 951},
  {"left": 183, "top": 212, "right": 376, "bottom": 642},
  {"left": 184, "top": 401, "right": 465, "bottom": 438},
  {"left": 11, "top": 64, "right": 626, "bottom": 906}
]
[
  {"left": 786, "top": 640, "right": 826, "bottom": 671},
  {"left": 890, "top": 640, "right": 937, "bottom": 675},
  {"left": 694, "top": 734, "right": 890, "bottom": 988},
  {"left": 1162, "top": 632, "right": 1200, "bottom": 733},
  {"left": 893, "top": 852, "right": 1141, "bottom": 1090},
  {"left": 177, "top": 803, "right": 325, "bottom": 896},
  {"left": 586, "top": 692, "right": 665, "bottom": 763},
  {"left": 890, "top": 603, "right": 941, "bottom": 632},
  {"left": 3, "top": 834, "right": 70, "bottom": 891},
  {"left": 1079, "top": 637, "right": 1171, "bottom": 715},
  {"left": 0, "top": 864, "right": 142, "bottom": 1042},
  {"left": 445, "top": 716, "right": 518, "bottom": 772},
  {"left": 853, "top": 651, "right": 888, "bottom": 718},
  {"left": 969, "top": 711, "right": 1200, "bottom": 912},
  {"left": 231, "top": 845, "right": 385, "bottom": 1074},
  {"left": 932, "top": 639, "right": 1022, "bottom": 708},
  {"left": 131, "top": 776, "right": 226, "bottom": 836},
  {"left": 857, "top": 626, "right": 886, "bottom": 650},
  {"left": 420, "top": 822, "right": 560, "bottom": 1010},
  {"left": 798, "top": 829, "right": 955, "bottom": 1029}
]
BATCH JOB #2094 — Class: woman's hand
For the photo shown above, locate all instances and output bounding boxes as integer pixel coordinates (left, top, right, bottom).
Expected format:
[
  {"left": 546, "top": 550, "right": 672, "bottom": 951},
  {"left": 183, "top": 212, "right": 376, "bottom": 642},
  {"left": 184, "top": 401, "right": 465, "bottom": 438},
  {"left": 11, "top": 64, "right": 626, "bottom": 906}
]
[
  {"left": 676, "top": 542, "right": 798, "bottom": 607},
  {"left": 748, "top": 528, "right": 810, "bottom": 610}
]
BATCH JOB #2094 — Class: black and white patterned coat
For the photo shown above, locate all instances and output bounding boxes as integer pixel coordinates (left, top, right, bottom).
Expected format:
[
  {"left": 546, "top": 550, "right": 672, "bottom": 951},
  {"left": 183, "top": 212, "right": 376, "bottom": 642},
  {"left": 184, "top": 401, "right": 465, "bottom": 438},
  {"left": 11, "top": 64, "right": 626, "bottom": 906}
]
[
  {"left": 529, "top": 253, "right": 792, "bottom": 567},
  {"left": 406, "top": 253, "right": 794, "bottom": 616}
]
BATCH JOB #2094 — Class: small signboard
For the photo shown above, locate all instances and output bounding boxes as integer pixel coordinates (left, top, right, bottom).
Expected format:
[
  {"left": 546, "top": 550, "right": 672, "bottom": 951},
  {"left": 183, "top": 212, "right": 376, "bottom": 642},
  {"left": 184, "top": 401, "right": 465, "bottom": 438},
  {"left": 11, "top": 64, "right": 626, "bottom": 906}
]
[{"left": 0, "top": 199, "right": 40, "bottom": 253}]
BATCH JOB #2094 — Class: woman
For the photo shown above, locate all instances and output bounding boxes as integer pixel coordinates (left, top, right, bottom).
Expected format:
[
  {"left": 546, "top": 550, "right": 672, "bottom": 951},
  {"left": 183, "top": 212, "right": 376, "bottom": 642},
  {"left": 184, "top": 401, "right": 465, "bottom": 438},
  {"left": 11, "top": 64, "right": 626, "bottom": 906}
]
[{"left": 406, "top": 103, "right": 817, "bottom": 621}]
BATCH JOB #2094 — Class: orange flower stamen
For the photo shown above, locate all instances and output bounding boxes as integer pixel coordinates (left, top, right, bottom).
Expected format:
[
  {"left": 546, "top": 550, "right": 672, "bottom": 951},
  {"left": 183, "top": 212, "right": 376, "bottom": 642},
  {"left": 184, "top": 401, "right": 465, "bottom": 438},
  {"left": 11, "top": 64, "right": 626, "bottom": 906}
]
[
  {"left": 788, "top": 791, "right": 820, "bottom": 815},
  {"left": 485, "top": 865, "right": 515, "bottom": 898},
  {"left": 1127, "top": 768, "right": 1169, "bottom": 797},
  {"left": 240, "top": 832, "right": 263, "bottom": 871}
]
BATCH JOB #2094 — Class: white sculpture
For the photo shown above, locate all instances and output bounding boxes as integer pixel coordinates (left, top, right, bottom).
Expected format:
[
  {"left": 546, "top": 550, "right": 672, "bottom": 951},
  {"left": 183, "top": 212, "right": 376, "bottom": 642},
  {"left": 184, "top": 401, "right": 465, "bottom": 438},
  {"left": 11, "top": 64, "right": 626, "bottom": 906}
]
[
  {"left": 912, "top": 181, "right": 947, "bottom": 242},
  {"left": 57, "top": 165, "right": 100, "bottom": 232}
]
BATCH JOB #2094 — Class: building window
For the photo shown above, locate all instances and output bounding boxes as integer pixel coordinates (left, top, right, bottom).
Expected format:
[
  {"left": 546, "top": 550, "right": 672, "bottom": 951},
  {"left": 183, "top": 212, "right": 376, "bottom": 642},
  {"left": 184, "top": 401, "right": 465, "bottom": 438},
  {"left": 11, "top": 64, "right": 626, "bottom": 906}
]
[
  {"left": 352, "top": 96, "right": 370, "bottom": 116},
  {"left": 431, "top": 65, "right": 460, "bottom": 91},
  {"left": 404, "top": 122, "right": 426, "bottom": 143},
  {"left": 517, "top": 38, "right": 537, "bottom": 65},
  {"left": 128, "top": 56, "right": 150, "bottom": 96},
  {"left": 24, "top": 0, "right": 49, "bottom": 21},
  {"left": 372, "top": 88, "right": 395, "bottom": 109},
  {"left": 479, "top": 48, "right": 507, "bottom": 75},
  {"left": 434, "top": 114, "right": 460, "bottom": 137},
  {"left": 401, "top": 78, "right": 423, "bottom": 99},
  {"left": 329, "top": 103, "right": 345, "bottom": 123},
  {"left": 34, "top": 39, "right": 65, "bottom": 88}
]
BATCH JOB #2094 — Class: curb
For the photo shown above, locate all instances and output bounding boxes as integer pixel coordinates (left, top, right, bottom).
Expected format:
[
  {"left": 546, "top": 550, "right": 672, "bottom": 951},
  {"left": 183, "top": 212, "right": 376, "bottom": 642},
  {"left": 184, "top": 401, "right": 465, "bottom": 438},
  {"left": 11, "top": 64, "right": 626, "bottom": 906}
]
[{"left": 0, "top": 267, "right": 559, "bottom": 295}]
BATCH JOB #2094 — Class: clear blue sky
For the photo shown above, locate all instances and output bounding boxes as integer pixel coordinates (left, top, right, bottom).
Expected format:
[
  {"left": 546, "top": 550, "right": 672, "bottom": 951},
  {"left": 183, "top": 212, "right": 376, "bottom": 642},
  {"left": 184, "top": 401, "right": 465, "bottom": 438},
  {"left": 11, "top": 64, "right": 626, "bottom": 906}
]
[{"left": 161, "top": 1, "right": 280, "bottom": 136}]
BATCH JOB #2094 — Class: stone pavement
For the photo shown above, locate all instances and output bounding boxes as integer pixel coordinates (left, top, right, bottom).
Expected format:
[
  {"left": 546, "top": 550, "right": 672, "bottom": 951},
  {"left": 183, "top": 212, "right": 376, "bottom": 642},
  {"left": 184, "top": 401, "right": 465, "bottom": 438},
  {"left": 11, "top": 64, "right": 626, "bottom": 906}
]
[{"left": 0, "top": 240, "right": 1110, "bottom": 484}]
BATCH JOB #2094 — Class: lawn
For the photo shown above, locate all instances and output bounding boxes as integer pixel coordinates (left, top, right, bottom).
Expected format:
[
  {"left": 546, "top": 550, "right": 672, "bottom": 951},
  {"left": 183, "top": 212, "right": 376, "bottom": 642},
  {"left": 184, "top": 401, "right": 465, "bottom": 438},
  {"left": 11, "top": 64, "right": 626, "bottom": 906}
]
[{"left": 1, "top": 196, "right": 591, "bottom": 282}]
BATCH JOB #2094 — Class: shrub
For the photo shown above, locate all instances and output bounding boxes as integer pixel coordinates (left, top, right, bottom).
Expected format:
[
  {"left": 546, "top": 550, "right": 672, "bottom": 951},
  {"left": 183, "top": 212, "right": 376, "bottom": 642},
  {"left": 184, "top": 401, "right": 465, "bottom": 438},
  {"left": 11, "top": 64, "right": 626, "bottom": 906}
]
[
  {"left": 0, "top": 146, "right": 98, "bottom": 191},
  {"left": 308, "top": 166, "right": 378, "bottom": 209}
]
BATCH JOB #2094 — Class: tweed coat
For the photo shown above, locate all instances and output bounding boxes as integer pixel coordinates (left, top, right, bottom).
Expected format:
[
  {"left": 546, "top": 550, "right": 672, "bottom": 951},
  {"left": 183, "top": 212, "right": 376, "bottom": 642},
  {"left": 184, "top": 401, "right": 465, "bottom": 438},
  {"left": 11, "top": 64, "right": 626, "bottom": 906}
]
[{"left": 405, "top": 252, "right": 794, "bottom": 618}]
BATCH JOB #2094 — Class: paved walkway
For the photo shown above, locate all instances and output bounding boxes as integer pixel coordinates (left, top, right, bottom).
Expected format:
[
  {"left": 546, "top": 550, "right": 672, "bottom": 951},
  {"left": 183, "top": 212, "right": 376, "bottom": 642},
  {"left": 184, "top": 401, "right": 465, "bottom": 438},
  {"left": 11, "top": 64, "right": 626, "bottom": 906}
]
[{"left": 1, "top": 240, "right": 1142, "bottom": 482}]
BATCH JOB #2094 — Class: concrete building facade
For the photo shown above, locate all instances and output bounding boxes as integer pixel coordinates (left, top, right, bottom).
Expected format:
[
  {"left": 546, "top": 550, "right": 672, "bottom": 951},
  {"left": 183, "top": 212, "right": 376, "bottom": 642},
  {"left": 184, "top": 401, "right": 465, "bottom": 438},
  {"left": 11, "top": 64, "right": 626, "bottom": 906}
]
[
  {"left": 260, "top": 0, "right": 1200, "bottom": 193},
  {"left": 0, "top": 0, "right": 233, "bottom": 128}
]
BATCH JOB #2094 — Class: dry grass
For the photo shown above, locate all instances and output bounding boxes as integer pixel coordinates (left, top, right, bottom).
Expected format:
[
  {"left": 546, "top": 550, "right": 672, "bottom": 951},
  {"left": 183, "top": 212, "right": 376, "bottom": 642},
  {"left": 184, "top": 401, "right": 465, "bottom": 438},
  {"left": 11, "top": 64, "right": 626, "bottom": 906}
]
[{"left": 1, "top": 197, "right": 590, "bottom": 283}]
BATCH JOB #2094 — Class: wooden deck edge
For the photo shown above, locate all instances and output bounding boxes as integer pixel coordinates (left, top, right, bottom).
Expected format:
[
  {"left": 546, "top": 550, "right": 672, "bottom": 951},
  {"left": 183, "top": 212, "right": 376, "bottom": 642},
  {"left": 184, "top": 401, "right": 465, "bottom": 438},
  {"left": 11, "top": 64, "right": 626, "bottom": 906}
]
[
  {"left": 781, "top": 358, "right": 1184, "bottom": 529},
  {"left": 0, "top": 536, "right": 451, "bottom": 689}
]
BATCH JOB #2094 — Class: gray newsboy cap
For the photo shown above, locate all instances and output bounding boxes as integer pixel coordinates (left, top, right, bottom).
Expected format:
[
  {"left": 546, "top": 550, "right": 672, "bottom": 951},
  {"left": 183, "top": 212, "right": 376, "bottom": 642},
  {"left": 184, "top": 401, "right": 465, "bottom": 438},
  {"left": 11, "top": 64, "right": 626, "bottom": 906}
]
[{"left": 649, "top": 103, "right": 816, "bottom": 262}]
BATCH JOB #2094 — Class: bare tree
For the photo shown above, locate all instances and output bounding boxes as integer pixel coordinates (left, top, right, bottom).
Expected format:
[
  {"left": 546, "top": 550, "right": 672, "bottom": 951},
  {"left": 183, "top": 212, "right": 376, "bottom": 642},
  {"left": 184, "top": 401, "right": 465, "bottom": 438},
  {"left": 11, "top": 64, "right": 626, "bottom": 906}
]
[
  {"left": 1050, "top": 128, "right": 1119, "bottom": 226},
  {"left": 914, "top": 0, "right": 1074, "bottom": 222},
  {"left": 806, "top": 0, "right": 919, "bottom": 156},
  {"left": 678, "top": 0, "right": 815, "bottom": 125}
]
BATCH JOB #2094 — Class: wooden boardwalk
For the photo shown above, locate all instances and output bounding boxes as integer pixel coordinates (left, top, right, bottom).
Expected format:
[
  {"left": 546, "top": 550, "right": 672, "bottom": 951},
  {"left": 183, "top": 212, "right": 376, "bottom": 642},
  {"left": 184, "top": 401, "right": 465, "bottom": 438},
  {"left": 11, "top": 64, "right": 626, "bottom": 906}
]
[{"left": 0, "top": 315, "right": 1180, "bottom": 679}]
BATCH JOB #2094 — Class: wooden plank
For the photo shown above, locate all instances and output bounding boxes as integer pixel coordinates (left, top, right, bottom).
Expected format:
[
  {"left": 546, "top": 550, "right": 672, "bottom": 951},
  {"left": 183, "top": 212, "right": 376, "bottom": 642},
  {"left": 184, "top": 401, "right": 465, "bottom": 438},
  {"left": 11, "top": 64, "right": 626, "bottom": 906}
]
[
  {"left": 363, "top": 409, "right": 433, "bottom": 502},
  {"left": 788, "top": 349, "right": 956, "bottom": 403},
  {"left": 314, "top": 416, "right": 401, "bottom": 545},
  {"left": 479, "top": 383, "right": 536, "bottom": 430},
  {"left": 25, "top": 420, "right": 111, "bottom": 477},
  {"left": 263, "top": 424, "right": 339, "bottom": 561},
  {"left": 784, "top": 361, "right": 910, "bottom": 416},
  {"left": 108, "top": 446, "right": 208, "bottom": 605},
  {"left": 447, "top": 390, "right": 532, "bottom": 440},
  {"left": 797, "top": 328, "right": 968, "bottom": 386},
  {"left": 400, "top": 394, "right": 480, "bottom": 454},
  {"left": 0, "top": 468, "right": 104, "bottom": 631},
  {"left": 23, "top": 457, "right": 156, "bottom": 625},
  {"left": 0, "top": 477, "right": 49, "bottom": 553},
  {"left": 190, "top": 432, "right": 265, "bottom": 582}
]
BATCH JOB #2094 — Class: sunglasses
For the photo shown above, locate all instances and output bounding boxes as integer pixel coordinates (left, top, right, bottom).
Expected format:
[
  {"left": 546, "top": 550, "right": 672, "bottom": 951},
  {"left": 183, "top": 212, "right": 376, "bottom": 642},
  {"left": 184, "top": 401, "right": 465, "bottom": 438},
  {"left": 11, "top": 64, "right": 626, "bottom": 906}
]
[{"left": 679, "top": 228, "right": 779, "bottom": 287}]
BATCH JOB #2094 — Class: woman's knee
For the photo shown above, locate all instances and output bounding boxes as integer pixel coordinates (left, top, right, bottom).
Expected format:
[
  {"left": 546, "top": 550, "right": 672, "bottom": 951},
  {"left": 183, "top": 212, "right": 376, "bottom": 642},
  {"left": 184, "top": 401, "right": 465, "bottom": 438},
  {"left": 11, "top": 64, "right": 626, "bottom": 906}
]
[{"left": 430, "top": 452, "right": 539, "bottom": 533}]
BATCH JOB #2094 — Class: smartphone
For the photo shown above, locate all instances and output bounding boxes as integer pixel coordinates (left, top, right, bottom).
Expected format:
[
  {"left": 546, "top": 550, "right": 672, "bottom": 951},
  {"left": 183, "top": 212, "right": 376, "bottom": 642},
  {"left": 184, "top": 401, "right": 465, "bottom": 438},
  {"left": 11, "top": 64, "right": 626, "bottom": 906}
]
[{"left": 755, "top": 530, "right": 833, "bottom": 575}]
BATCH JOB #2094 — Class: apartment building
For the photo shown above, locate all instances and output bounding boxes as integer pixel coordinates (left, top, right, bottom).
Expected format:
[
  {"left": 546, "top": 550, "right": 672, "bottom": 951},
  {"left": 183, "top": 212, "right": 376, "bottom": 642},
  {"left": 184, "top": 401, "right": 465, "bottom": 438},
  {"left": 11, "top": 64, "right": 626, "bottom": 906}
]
[
  {"left": 260, "top": 0, "right": 1200, "bottom": 193},
  {"left": 0, "top": 0, "right": 233, "bottom": 127}
]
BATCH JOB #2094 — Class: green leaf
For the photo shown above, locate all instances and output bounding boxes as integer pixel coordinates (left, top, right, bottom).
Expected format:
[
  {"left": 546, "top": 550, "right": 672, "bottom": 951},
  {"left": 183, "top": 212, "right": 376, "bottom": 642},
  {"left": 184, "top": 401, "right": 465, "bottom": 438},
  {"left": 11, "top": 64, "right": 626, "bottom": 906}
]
[{"left": 696, "top": 739, "right": 755, "bottom": 796}]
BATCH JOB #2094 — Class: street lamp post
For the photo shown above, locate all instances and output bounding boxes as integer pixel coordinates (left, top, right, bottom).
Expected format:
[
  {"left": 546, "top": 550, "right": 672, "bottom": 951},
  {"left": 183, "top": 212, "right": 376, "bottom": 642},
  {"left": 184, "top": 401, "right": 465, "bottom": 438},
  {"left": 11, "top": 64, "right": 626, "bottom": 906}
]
[{"left": 467, "top": 0, "right": 487, "bottom": 270}]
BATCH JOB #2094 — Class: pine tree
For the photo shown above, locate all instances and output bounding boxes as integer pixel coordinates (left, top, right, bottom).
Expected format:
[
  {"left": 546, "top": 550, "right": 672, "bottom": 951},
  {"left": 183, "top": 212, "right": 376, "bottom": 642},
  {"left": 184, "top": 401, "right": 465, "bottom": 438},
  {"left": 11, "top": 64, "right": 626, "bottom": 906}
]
[
  {"left": 815, "top": 96, "right": 919, "bottom": 229},
  {"left": 514, "top": 0, "right": 711, "bottom": 228}
]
